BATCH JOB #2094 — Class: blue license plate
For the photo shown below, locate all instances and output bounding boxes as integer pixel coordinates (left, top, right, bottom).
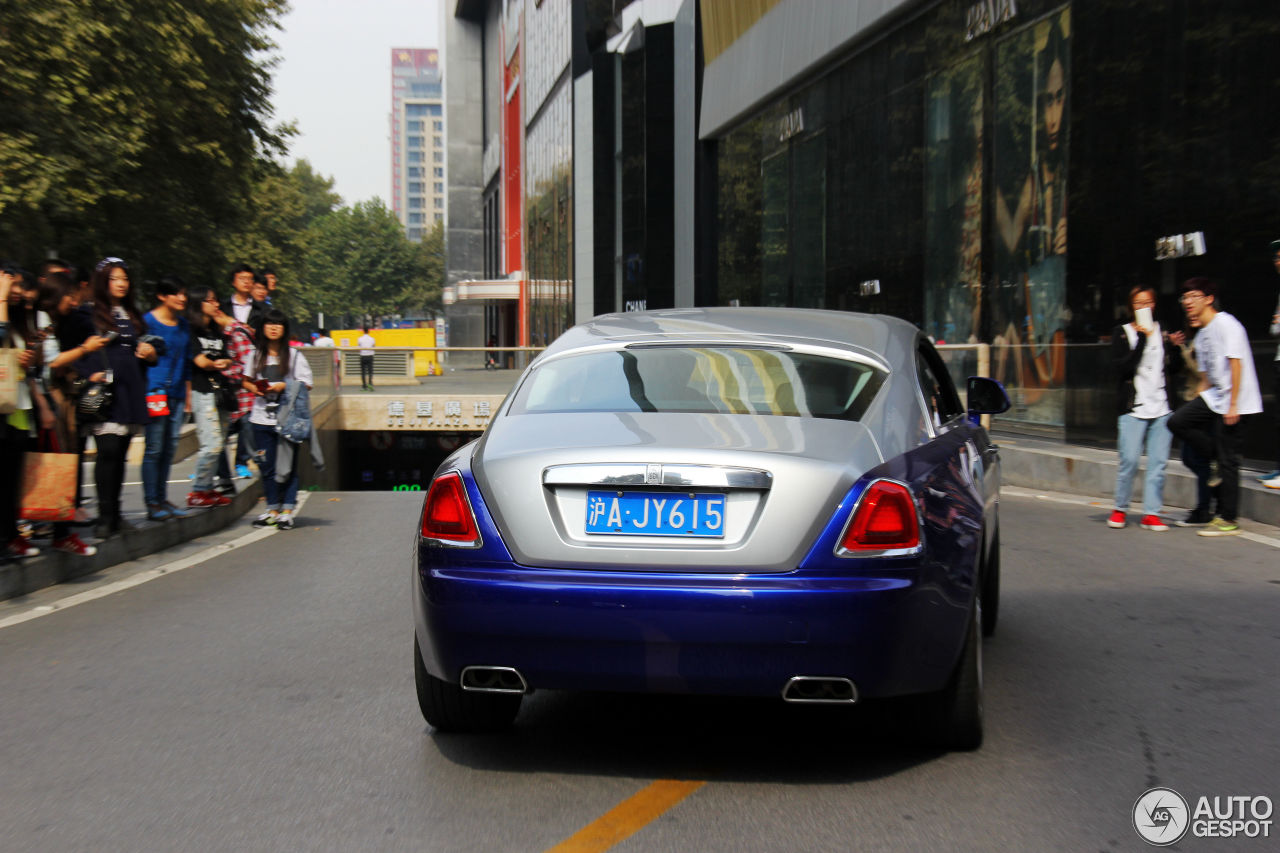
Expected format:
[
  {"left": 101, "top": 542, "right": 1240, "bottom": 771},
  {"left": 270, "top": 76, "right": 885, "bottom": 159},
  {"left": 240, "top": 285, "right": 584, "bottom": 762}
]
[{"left": 585, "top": 490, "right": 726, "bottom": 537}]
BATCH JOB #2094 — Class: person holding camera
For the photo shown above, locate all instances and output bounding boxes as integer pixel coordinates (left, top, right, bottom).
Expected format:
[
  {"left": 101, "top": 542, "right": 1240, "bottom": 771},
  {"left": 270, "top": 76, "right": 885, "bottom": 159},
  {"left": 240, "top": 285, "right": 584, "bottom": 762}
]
[
  {"left": 74, "top": 258, "right": 158, "bottom": 539},
  {"left": 140, "top": 275, "right": 191, "bottom": 521},
  {"left": 185, "top": 286, "right": 235, "bottom": 509}
]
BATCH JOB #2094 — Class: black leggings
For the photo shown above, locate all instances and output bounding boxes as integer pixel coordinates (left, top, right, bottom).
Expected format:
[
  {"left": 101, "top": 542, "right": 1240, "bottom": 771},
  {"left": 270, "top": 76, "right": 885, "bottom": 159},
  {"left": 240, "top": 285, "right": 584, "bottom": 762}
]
[
  {"left": 0, "top": 422, "right": 26, "bottom": 541},
  {"left": 94, "top": 433, "right": 132, "bottom": 522}
]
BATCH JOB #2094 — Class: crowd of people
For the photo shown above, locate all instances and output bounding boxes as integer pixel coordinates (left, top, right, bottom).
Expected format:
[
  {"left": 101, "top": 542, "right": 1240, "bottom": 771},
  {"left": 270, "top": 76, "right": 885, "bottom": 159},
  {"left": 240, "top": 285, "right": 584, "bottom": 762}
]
[
  {"left": 1, "top": 258, "right": 316, "bottom": 562},
  {"left": 1108, "top": 252, "right": 1280, "bottom": 536}
]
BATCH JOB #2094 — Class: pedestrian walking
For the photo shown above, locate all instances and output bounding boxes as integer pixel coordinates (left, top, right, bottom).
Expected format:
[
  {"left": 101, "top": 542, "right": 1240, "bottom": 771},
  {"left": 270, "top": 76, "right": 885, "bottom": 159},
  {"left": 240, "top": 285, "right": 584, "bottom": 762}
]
[
  {"left": 1168, "top": 277, "right": 1263, "bottom": 537},
  {"left": 245, "top": 309, "right": 313, "bottom": 530},
  {"left": 185, "top": 286, "right": 235, "bottom": 509},
  {"left": 141, "top": 275, "right": 191, "bottom": 520},
  {"left": 1107, "top": 285, "right": 1184, "bottom": 531},
  {"left": 76, "top": 258, "right": 158, "bottom": 539},
  {"left": 358, "top": 326, "right": 376, "bottom": 391}
]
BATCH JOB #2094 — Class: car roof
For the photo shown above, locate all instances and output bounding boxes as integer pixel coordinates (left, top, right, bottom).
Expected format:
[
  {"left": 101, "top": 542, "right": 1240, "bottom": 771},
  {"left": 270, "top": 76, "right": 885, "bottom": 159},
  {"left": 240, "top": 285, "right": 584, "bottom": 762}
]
[{"left": 541, "top": 307, "right": 921, "bottom": 362}]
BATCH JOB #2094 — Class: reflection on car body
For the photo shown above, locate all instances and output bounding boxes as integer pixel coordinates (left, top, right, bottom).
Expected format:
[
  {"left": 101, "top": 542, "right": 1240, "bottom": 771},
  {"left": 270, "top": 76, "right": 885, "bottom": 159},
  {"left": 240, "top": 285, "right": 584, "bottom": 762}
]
[{"left": 412, "top": 307, "right": 1010, "bottom": 749}]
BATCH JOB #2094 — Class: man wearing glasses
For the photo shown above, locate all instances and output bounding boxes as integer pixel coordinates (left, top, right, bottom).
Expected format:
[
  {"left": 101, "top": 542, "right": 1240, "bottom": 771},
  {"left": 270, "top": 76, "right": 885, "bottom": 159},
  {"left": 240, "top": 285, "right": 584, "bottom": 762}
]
[{"left": 1168, "top": 278, "right": 1263, "bottom": 535}]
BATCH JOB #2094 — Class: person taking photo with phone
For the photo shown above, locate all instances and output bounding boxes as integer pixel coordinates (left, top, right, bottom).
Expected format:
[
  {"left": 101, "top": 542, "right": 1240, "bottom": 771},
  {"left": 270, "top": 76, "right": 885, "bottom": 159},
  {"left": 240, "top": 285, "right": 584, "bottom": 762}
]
[{"left": 1107, "top": 285, "right": 1185, "bottom": 531}]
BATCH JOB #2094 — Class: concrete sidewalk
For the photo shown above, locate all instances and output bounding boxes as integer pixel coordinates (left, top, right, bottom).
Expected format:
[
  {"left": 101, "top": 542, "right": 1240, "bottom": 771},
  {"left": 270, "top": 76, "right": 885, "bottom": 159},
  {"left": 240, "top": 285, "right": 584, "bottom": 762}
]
[
  {"left": 1, "top": 432, "right": 264, "bottom": 600},
  {"left": 996, "top": 433, "right": 1280, "bottom": 528}
]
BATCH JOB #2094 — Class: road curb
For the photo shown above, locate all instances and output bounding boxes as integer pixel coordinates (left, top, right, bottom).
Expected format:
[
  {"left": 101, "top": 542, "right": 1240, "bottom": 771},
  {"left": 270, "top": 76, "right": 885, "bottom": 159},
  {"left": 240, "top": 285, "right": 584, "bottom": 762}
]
[
  {"left": 0, "top": 480, "right": 263, "bottom": 602},
  {"left": 998, "top": 441, "right": 1280, "bottom": 527}
]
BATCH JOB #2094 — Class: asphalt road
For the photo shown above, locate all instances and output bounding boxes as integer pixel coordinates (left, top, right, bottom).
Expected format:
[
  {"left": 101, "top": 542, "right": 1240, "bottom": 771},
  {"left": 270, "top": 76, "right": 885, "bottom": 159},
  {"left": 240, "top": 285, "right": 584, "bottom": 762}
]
[{"left": 1, "top": 488, "right": 1277, "bottom": 852}]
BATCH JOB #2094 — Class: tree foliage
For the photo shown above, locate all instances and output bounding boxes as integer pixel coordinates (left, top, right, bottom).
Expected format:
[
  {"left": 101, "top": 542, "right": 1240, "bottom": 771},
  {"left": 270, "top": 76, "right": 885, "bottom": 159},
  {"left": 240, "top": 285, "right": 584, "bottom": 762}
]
[
  {"left": 297, "top": 200, "right": 441, "bottom": 326},
  {"left": 0, "top": 0, "right": 290, "bottom": 276},
  {"left": 219, "top": 159, "right": 340, "bottom": 316}
]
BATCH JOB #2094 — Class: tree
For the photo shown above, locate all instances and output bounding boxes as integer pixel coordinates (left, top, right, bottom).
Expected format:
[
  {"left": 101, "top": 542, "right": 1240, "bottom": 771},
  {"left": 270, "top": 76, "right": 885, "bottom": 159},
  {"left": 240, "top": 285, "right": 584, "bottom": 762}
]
[
  {"left": 0, "top": 0, "right": 289, "bottom": 277},
  {"left": 299, "top": 200, "right": 442, "bottom": 327},
  {"left": 219, "top": 159, "right": 341, "bottom": 314}
]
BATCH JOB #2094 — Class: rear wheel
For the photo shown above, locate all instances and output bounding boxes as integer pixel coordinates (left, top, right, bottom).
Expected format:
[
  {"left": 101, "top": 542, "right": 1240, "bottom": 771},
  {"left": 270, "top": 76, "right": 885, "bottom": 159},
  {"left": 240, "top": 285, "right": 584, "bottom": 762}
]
[
  {"left": 981, "top": 528, "right": 1000, "bottom": 638},
  {"left": 414, "top": 635, "right": 523, "bottom": 732},
  {"left": 923, "top": 599, "right": 984, "bottom": 751}
]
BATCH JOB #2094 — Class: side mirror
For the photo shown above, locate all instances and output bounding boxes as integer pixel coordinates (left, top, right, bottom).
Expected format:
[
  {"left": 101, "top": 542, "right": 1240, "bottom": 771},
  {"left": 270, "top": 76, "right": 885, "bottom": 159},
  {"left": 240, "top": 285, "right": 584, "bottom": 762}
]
[{"left": 967, "top": 376, "right": 1011, "bottom": 420}]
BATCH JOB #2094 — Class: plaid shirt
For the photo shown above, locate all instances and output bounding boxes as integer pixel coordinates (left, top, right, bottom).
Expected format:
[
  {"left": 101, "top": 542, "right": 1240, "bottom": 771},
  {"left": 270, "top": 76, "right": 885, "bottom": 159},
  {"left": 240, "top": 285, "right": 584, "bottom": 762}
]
[{"left": 221, "top": 320, "right": 256, "bottom": 420}]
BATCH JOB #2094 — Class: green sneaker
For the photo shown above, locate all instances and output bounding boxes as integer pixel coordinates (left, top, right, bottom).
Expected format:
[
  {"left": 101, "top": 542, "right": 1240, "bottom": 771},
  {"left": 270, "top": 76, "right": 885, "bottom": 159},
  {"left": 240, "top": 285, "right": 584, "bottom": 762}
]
[{"left": 1197, "top": 517, "right": 1240, "bottom": 537}]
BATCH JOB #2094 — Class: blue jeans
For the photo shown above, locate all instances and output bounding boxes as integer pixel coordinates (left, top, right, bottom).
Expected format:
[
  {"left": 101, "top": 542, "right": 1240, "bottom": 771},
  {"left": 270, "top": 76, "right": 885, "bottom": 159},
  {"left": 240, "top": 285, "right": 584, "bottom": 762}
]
[
  {"left": 142, "top": 397, "right": 187, "bottom": 506},
  {"left": 251, "top": 422, "right": 298, "bottom": 511},
  {"left": 191, "top": 391, "right": 227, "bottom": 492},
  {"left": 1115, "top": 412, "right": 1172, "bottom": 515}
]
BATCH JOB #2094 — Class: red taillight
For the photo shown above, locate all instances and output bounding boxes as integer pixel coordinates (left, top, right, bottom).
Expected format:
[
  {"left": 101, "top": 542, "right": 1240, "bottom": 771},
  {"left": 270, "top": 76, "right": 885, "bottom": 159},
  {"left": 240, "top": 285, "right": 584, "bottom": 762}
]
[
  {"left": 421, "top": 472, "right": 480, "bottom": 543},
  {"left": 839, "top": 480, "right": 920, "bottom": 552}
]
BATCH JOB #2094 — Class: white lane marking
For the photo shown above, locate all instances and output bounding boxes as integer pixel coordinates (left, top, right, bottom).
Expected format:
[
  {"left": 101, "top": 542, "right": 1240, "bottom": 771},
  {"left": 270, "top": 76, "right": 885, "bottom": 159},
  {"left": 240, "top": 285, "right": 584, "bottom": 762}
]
[
  {"left": 0, "top": 493, "right": 309, "bottom": 630},
  {"left": 1003, "top": 486, "right": 1280, "bottom": 550}
]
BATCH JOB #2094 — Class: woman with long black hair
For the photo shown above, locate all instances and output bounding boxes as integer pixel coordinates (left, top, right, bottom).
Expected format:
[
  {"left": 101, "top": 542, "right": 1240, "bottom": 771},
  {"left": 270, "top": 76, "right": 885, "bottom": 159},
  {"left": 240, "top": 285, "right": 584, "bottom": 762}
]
[
  {"left": 33, "top": 270, "right": 99, "bottom": 555},
  {"left": 75, "top": 258, "right": 157, "bottom": 538},
  {"left": 245, "top": 308, "right": 312, "bottom": 530}
]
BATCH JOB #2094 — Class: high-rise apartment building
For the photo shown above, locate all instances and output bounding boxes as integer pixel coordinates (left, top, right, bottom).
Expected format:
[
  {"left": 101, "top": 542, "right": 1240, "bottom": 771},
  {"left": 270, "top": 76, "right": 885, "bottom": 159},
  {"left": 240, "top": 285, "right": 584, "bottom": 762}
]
[{"left": 390, "top": 48, "right": 444, "bottom": 242}]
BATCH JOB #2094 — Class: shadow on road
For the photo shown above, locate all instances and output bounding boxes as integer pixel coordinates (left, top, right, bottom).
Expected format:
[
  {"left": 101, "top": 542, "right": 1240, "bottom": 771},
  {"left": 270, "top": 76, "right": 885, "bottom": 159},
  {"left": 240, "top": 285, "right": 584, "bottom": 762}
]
[{"left": 429, "top": 688, "right": 951, "bottom": 784}]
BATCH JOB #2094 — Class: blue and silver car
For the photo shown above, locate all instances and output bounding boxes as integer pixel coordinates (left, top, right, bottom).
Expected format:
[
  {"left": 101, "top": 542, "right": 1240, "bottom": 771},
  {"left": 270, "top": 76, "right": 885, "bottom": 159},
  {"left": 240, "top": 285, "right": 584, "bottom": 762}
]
[{"left": 412, "top": 308, "right": 1010, "bottom": 749}]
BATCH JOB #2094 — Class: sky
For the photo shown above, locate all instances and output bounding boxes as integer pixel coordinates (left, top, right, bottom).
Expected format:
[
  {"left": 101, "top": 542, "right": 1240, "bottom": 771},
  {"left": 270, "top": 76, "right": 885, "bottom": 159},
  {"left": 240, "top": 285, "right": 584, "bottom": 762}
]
[{"left": 269, "top": 0, "right": 441, "bottom": 206}]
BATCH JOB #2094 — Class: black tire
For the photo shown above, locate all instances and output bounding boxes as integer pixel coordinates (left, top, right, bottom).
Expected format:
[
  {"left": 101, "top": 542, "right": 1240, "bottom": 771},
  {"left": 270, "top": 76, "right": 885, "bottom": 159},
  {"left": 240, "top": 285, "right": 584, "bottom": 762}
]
[
  {"left": 924, "top": 600, "right": 984, "bottom": 751},
  {"left": 981, "top": 528, "right": 1000, "bottom": 638},
  {"left": 414, "top": 635, "right": 522, "bottom": 732}
]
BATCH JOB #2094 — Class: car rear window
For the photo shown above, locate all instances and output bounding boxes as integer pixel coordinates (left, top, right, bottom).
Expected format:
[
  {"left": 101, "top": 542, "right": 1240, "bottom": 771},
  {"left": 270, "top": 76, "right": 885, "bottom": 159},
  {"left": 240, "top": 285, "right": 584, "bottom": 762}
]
[{"left": 509, "top": 347, "right": 887, "bottom": 421}]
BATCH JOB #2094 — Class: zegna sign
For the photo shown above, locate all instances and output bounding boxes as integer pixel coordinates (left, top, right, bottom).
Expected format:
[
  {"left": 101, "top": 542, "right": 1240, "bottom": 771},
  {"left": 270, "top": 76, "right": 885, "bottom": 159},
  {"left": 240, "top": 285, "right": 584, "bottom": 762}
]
[
  {"left": 965, "top": 0, "right": 1019, "bottom": 42},
  {"left": 777, "top": 107, "right": 805, "bottom": 143}
]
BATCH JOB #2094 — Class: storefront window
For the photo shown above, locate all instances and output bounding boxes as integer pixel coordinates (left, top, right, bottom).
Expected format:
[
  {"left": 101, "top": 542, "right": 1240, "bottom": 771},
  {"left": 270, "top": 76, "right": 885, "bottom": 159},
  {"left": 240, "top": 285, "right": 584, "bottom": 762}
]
[
  {"left": 924, "top": 54, "right": 985, "bottom": 345},
  {"left": 990, "top": 7, "right": 1070, "bottom": 428},
  {"left": 525, "top": 78, "right": 573, "bottom": 347}
]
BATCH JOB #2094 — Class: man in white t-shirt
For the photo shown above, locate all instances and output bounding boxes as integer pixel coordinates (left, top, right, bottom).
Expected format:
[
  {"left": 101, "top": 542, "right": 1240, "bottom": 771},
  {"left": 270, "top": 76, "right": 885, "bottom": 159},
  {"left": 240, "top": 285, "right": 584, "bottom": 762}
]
[
  {"left": 1169, "top": 277, "right": 1263, "bottom": 536},
  {"left": 357, "top": 328, "right": 376, "bottom": 391}
]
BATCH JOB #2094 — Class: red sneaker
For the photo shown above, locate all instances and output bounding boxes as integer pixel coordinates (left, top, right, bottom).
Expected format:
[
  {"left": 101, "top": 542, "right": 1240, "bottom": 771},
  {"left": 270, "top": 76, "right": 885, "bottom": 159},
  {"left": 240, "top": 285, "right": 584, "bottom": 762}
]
[
  {"left": 1139, "top": 515, "right": 1169, "bottom": 532},
  {"left": 188, "top": 490, "right": 232, "bottom": 508},
  {"left": 6, "top": 535, "right": 39, "bottom": 558},
  {"left": 53, "top": 534, "right": 98, "bottom": 556},
  {"left": 1106, "top": 510, "right": 1126, "bottom": 529}
]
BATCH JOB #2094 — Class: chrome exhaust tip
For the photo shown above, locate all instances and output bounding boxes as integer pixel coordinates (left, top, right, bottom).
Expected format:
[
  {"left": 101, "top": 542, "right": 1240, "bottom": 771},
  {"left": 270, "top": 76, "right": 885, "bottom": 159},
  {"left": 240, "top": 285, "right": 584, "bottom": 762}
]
[
  {"left": 460, "top": 665, "right": 528, "bottom": 694},
  {"left": 781, "top": 676, "right": 858, "bottom": 704}
]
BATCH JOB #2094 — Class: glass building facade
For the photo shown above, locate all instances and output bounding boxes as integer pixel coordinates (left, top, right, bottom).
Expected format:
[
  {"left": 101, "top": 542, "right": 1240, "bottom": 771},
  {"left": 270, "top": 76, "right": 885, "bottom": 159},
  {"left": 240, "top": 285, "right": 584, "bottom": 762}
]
[{"left": 711, "top": 0, "right": 1280, "bottom": 455}]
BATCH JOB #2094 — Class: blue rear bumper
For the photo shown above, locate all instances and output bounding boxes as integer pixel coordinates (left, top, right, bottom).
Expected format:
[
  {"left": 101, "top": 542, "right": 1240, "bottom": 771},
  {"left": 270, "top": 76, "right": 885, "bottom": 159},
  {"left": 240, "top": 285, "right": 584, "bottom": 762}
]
[{"left": 413, "top": 554, "right": 969, "bottom": 700}]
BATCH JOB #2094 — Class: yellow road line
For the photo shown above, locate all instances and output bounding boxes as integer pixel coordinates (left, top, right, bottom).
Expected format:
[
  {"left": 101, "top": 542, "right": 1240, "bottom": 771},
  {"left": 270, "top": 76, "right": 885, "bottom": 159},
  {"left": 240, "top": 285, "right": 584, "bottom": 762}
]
[{"left": 545, "top": 779, "right": 705, "bottom": 853}]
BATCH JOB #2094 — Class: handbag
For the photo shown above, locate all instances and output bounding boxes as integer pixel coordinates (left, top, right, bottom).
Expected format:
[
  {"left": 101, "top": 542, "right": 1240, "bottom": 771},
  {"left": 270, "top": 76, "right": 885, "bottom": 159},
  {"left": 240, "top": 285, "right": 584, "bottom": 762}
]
[
  {"left": 0, "top": 347, "right": 19, "bottom": 415},
  {"left": 209, "top": 374, "right": 240, "bottom": 413},
  {"left": 75, "top": 350, "right": 114, "bottom": 424},
  {"left": 146, "top": 390, "right": 170, "bottom": 417},
  {"left": 21, "top": 433, "right": 78, "bottom": 522}
]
